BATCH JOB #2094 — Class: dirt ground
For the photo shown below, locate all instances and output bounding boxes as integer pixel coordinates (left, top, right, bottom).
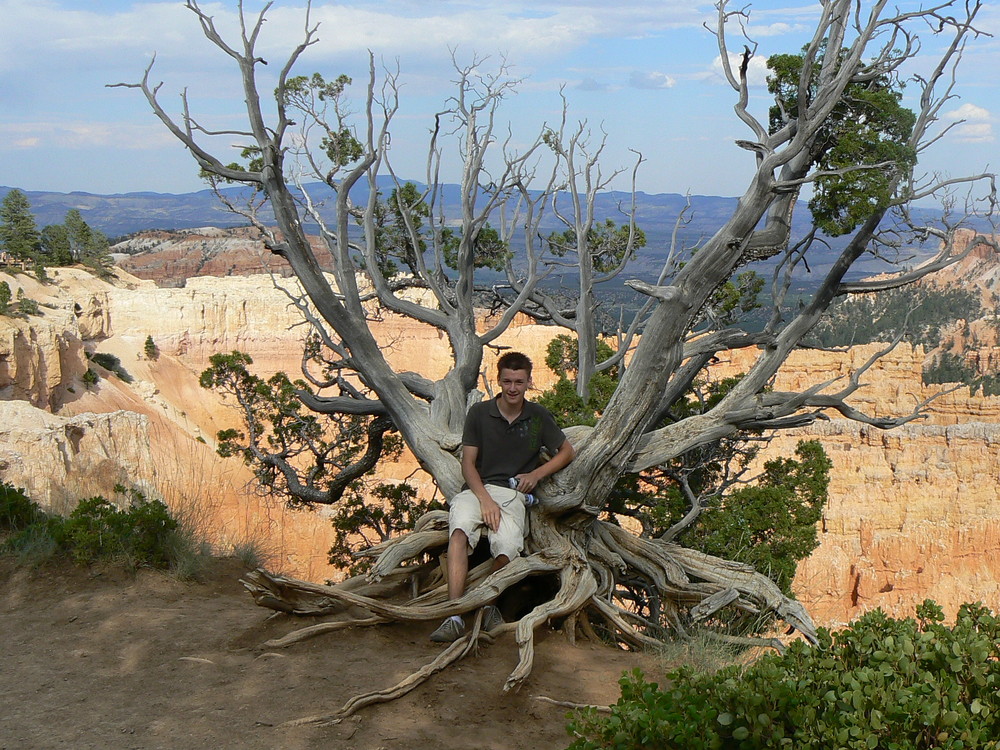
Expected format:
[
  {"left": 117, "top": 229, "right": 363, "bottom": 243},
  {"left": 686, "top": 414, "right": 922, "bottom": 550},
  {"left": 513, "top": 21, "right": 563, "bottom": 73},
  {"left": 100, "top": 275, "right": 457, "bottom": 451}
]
[{"left": 0, "top": 557, "right": 663, "bottom": 750}]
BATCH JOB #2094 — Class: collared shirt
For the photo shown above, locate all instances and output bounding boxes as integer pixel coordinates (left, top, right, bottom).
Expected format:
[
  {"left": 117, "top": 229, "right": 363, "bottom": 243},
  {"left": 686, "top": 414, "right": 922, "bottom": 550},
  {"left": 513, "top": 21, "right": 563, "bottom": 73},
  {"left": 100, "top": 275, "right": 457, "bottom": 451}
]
[{"left": 462, "top": 396, "right": 567, "bottom": 486}]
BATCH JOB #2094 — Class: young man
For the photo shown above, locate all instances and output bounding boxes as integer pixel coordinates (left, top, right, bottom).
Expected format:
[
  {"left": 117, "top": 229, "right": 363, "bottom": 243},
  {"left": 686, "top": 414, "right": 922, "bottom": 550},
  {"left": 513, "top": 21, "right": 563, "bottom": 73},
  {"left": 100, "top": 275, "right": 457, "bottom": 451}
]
[{"left": 429, "top": 351, "right": 575, "bottom": 642}]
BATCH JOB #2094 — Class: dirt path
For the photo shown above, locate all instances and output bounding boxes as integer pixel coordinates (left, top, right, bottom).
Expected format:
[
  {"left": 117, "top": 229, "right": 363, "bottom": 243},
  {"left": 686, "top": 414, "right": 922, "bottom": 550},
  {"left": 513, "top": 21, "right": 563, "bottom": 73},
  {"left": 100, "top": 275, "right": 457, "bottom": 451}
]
[{"left": 1, "top": 558, "right": 662, "bottom": 750}]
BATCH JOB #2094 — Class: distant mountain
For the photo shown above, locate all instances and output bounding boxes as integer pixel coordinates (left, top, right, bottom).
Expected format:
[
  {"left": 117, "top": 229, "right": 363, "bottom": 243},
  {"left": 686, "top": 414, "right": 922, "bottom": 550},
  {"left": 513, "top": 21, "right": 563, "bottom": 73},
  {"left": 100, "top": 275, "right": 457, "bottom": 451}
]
[
  {"left": 1, "top": 186, "right": 248, "bottom": 237},
  {"left": 3, "top": 181, "right": 981, "bottom": 284},
  {"left": 4, "top": 180, "right": 728, "bottom": 240}
]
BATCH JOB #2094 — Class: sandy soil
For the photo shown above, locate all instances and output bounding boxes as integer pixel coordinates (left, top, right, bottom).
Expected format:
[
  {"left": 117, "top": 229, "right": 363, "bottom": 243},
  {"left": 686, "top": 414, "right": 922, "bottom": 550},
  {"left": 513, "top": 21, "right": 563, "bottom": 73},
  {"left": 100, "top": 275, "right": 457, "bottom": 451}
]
[{"left": 0, "top": 557, "right": 662, "bottom": 750}]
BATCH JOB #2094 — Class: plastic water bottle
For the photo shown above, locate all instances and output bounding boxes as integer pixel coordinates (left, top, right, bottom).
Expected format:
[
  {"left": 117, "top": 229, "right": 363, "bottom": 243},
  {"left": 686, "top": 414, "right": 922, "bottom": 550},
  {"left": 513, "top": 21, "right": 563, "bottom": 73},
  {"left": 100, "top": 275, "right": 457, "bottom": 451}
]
[{"left": 509, "top": 477, "right": 539, "bottom": 507}]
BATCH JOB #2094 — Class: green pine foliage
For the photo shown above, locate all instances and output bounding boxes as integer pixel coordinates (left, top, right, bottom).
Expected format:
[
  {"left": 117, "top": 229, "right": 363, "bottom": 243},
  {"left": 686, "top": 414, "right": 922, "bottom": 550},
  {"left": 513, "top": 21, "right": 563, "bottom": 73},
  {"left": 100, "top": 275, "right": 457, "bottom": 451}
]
[
  {"left": 62, "top": 209, "right": 113, "bottom": 272},
  {"left": 0, "top": 189, "right": 41, "bottom": 261},
  {"left": 16, "top": 288, "right": 40, "bottom": 316},
  {"left": 82, "top": 367, "right": 99, "bottom": 389},
  {"left": 40, "top": 223, "right": 72, "bottom": 266},
  {"left": 0, "top": 283, "right": 42, "bottom": 319},
  {"left": 923, "top": 352, "right": 975, "bottom": 387},
  {"left": 200, "top": 350, "right": 433, "bottom": 568},
  {"left": 568, "top": 600, "right": 1000, "bottom": 750},
  {"left": 1, "top": 191, "right": 112, "bottom": 277},
  {"left": 545, "top": 218, "right": 646, "bottom": 275},
  {"left": 922, "top": 353, "right": 1000, "bottom": 396},
  {"left": 536, "top": 335, "right": 620, "bottom": 427},
  {"left": 669, "top": 440, "right": 831, "bottom": 596},
  {"left": 327, "top": 481, "right": 443, "bottom": 574},
  {"left": 767, "top": 45, "right": 916, "bottom": 236},
  {"left": 363, "top": 181, "right": 511, "bottom": 277},
  {"left": 144, "top": 335, "right": 159, "bottom": 360}
]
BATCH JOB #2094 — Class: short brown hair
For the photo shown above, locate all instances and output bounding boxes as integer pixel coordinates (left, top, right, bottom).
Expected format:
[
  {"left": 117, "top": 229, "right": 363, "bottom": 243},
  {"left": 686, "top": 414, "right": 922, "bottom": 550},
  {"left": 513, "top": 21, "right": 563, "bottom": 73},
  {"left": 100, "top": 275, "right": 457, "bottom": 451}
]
[{"left": 497, "top": 351, "right": 532, "bottom": 377}]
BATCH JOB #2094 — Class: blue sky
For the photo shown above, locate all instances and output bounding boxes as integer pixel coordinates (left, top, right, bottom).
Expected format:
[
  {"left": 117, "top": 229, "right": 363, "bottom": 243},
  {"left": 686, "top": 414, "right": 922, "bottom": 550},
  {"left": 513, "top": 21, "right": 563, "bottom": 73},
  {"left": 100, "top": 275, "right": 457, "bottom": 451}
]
[{"left": 1, "top": 0, "right": 997, "bottom": 198}]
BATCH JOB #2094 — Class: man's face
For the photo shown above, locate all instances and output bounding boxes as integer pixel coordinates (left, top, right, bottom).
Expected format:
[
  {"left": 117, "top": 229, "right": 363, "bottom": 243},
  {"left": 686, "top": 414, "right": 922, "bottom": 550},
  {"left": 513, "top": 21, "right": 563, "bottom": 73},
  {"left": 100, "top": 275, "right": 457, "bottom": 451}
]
[{"left": 498, "top": 367, "right": 530, "bottom": 408}]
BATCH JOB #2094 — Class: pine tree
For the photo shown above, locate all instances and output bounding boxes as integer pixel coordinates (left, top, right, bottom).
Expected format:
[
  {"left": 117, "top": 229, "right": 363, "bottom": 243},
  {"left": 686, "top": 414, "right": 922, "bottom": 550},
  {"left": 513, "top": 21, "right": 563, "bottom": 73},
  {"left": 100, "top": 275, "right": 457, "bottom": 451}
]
[
  {"left": 144, "top": 335, "right": 159, "bottom": 360},
  {"left": 40, "top": 223, "right": 72, "bottom": 266},
  {"left": 64, "top": 209, "right": 112, "bottom": 270},
  {"left": 0, "top": 189, "right": 40, "bottom": 261}
]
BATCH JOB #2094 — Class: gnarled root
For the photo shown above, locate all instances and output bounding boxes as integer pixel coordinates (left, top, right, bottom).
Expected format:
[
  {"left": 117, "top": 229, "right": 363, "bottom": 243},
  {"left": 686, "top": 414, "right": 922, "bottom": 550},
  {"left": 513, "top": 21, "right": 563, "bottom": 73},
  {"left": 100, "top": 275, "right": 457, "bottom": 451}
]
[
  {"left": 281, "top": 610, "right": 490, "bottom": 727},
  {"left": 241, "top": 511, "right": 817, "bottom": 724}
]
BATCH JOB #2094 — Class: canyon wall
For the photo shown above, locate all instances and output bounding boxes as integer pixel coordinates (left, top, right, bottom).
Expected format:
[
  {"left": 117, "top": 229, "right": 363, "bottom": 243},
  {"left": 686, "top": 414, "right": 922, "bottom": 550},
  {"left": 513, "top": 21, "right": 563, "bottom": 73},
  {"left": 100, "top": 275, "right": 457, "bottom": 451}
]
[{"left": 3, "top": 266, "right": 1000, "bottom": 625}]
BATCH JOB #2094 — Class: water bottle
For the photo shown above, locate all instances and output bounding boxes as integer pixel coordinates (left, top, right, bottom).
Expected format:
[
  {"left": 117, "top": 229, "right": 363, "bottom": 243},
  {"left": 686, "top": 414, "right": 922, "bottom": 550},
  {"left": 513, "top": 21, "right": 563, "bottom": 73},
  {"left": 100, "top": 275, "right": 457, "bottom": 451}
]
[{"left": 509, "top": 477, "right": 539, "bottom": 506}]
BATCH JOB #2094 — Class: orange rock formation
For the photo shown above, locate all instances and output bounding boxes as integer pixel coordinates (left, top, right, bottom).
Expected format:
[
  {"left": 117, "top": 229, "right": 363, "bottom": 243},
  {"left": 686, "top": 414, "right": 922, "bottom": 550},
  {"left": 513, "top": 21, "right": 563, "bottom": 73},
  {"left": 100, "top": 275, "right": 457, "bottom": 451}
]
[{"left": 3, "top": 265, "right": 1000, "bottom": 625}]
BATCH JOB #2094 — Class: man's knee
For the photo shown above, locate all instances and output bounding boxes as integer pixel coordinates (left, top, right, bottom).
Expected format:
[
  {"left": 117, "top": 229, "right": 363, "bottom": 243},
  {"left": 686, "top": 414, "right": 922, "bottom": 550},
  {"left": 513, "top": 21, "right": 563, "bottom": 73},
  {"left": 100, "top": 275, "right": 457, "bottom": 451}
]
[{"left": 449, "top": 528, "right": 469, "bottom": 550}]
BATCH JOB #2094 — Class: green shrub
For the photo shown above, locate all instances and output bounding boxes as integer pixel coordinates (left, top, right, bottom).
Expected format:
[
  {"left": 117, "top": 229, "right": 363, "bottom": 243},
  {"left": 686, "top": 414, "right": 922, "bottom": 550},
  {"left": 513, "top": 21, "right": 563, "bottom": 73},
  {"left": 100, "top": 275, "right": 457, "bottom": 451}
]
[
  {"left": 16, "top": 288, "right": 39, "bottom": 316},
  {"left": 61, "top": 490, "right": 179, "bottom": 567},
  {"left": 1, "top": 484, "right": 208, "bottom": 573},
  {"left": 90, "top": 352, "right": 134, "bottom": 383},
  {"left": 144, "top": 334, "right": 159, "bottom": 360},
  {"left": 567, "top": 601, "right": 1000, "bottom": 750},
  {"left": 0, "top": 281, "right": 10, "bottom": 315},
  {"left": 82, "top": 367, "right": 99, "bottom": 388},
  {"left": 0, "top": 481, "right": 45, "bottom": 531}
]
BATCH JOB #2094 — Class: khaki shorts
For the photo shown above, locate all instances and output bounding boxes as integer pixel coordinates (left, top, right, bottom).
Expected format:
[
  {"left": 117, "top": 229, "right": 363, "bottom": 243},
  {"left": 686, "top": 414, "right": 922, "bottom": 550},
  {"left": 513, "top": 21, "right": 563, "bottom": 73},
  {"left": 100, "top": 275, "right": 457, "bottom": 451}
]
[{"left": 448, "top": 484, "right": 527, "bottom": 560}]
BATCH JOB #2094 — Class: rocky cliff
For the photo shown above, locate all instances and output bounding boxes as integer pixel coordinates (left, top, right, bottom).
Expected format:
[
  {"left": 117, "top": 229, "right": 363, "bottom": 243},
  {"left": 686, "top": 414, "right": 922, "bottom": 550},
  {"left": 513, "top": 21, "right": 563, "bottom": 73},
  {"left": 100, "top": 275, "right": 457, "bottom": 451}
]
[
  {"left": 114, "top": 227, "right": 327, "bottom": 287},
  {"left": 3, "top": 265, "right": 1000, "bottom": 625}
]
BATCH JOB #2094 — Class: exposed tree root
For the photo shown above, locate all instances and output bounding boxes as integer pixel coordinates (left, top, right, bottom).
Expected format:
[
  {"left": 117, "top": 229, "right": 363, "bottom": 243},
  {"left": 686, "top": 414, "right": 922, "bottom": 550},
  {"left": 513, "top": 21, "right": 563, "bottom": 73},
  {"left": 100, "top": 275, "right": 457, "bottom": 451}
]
[
  {"left": 280, "top": 611, "right": 489, "bottom": 727},
  {"left": 261, "top": 616, "right": 384, "bottom": 649},
  {"left": 241, "top": 510, "right": 818, "bottom": 721},
  {"left": 533, "top": 695, "right": 612, "bottom": 713}
]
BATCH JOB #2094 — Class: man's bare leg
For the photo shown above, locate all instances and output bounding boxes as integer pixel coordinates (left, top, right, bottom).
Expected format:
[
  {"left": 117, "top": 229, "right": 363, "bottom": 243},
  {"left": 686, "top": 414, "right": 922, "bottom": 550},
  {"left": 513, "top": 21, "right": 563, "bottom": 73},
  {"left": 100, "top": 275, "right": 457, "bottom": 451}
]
[
  {"left": 433, "top": 532, "right": 510, "bottom": 642},
  {"left": 446, "top": 529, "right": 470, "bottom": 600},
  {"left": 432, "top": 530, "right": 474, "bottom": 643}
]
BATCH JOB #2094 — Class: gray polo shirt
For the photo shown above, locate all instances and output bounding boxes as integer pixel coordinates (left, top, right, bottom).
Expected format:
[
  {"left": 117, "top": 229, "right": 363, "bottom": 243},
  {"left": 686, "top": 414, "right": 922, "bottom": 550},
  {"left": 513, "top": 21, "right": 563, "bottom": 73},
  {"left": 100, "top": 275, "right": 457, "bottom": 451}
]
[{"left": 462, "top": 397, "right": 567, "bottom": 486}]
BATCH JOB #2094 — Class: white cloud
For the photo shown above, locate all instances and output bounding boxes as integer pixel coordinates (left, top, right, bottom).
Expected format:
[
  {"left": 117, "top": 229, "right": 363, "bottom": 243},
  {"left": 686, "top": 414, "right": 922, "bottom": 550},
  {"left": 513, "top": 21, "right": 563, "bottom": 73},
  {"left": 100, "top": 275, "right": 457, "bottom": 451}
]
[
  {"left": 946, "top": 103, "right": 992, "bottom": 122},
  {"left": 944, "top": 103, "right": 994, "bottom": 142},
  {"left": 953, "top": 122, "right": 994, "bottom": 143},
  {"left": 0, "top": 0, "right": 710, "bottom": 74},
  {"left": 0, "top": 1, "right": 195, "bottom": 72},
  {"left": 576, "top": 76, "right": 609, "bottom": 92},
  {"left": 629, "top": 71, "right": 676, "bottom": 90},
  {"left": 745, "top": 22, "right": 811, "bottom": 38},
  {"left": 0, "top": 121, "right": 176, "bottom": 151}
]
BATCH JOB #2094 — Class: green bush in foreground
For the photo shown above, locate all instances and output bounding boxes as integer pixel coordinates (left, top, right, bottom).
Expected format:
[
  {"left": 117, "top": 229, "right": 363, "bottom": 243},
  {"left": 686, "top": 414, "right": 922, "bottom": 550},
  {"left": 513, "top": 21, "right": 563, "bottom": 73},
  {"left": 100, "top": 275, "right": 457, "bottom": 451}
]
[
  {"left": 0, "top": 482, "right": 45, "bottom": 531},
  {"left": 568, "top": 601, "right": 1000, "bottom": 750},
  {"left": 2, "top": 482, "right": 180, "bottom": 570},
  {"left": 60, "top": 490, "right": 178, "bottom": 567}
]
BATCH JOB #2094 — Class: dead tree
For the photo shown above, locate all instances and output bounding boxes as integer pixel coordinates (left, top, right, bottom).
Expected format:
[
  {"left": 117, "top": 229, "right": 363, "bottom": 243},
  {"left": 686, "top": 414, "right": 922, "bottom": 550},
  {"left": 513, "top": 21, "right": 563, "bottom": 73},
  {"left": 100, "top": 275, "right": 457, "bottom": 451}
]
[{"left": 113, "top": 0, "right": 997, "bottom": 719}]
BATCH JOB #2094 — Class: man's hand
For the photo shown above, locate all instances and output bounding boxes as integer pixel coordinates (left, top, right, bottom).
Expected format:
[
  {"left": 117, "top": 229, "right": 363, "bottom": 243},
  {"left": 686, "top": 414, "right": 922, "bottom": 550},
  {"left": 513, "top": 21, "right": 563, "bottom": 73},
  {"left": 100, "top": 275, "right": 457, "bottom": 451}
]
[
  {"left": 479, "top": 495, "right": 502, "bottom": 532},
  {"left": 514, "top": 440, "right": 575, "bottom": 494},
  {"left": 514, "top": 470, "right": 542, "bottom": 494}
]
